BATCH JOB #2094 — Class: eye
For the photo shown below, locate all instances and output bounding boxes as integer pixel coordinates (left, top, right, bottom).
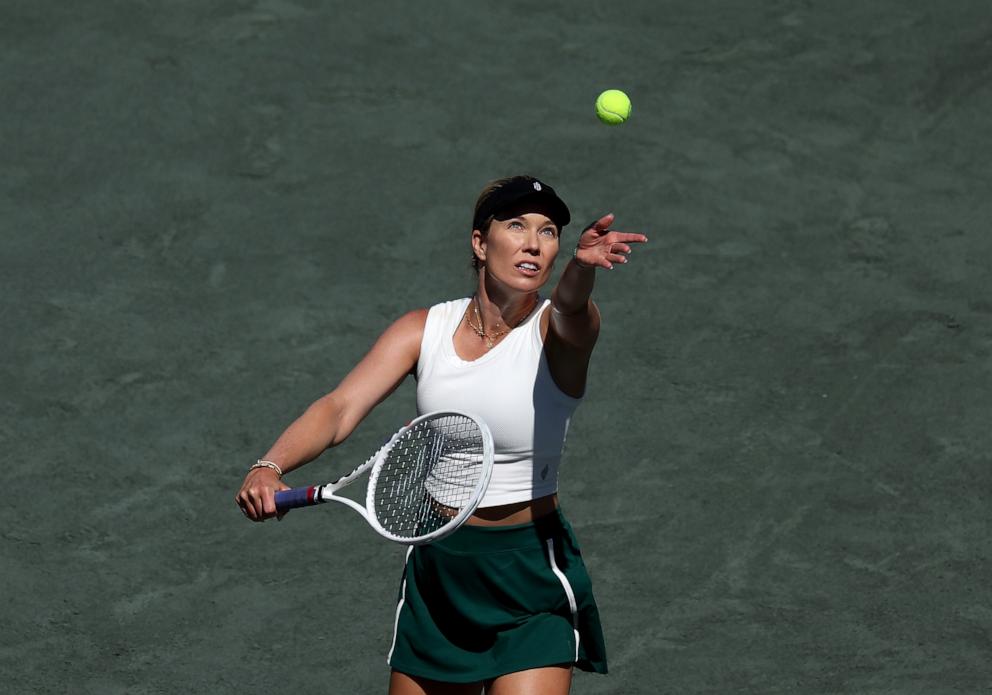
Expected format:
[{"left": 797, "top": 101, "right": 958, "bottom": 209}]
[
  {"left": 508, "top": 220, "right": 524, "bottom": 229},
  {"left": 540, "top": 227, "right": 557, "bottom": 237}
]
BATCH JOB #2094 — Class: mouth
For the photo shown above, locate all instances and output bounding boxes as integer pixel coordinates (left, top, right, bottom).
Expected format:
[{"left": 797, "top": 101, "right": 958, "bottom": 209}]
[{"left": 515, "top": 261, "right": 541, "bottom": 277}]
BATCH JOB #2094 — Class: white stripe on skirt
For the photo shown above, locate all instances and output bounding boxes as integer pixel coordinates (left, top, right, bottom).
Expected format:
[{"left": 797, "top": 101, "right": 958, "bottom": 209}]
[
  {"left": 545, "top": 538, "right": 580, "bottom": 662},
  {"left": 387, "top": 546, "right": 415, "bottom": 665}
]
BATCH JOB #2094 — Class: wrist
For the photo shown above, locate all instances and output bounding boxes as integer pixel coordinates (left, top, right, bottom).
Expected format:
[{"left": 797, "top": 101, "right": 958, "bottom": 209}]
[
  {"left": 572, "top": 246, "right": 595, "bottom": 270},
  {"left": 249, "top": 459, "right": 283, "bottom": 478}
]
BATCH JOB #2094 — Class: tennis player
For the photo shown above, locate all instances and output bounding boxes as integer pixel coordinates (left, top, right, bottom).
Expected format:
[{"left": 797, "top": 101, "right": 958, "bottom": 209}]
[{"left": 236, "top": 175, "right": 647, "bottom": 694}]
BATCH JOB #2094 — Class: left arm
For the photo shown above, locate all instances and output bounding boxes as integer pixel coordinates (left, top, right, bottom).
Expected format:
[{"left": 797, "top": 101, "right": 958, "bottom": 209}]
[{"left": 545, "top": 213, "right": 648, "bottom": 397}]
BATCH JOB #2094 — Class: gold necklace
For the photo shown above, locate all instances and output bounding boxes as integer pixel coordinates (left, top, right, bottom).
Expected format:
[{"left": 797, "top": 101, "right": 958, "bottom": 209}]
[{"left": 466, "top": 296, "right": 534, "bottom": 349}]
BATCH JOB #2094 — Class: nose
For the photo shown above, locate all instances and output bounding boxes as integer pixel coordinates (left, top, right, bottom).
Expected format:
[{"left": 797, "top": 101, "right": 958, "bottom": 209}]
[{"left": 522, "top": 228, "right": 540, "bottom": 254}]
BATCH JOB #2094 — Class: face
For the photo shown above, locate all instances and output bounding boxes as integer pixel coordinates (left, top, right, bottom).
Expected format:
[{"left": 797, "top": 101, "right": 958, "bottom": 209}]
[{"left": 473, "top": 203, "right": 560, "bottom": 290}]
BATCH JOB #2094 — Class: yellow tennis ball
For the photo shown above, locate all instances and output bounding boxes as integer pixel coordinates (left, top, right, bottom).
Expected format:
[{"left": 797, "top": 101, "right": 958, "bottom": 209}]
[{"left": 595, "top": 89, "right": 631, "bottom": 125}]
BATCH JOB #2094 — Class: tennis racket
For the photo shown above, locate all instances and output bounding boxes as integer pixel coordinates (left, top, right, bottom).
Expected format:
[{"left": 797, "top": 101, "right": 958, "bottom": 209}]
[{"left": 274, "top": 410, "right": 494, "bottom": 545}]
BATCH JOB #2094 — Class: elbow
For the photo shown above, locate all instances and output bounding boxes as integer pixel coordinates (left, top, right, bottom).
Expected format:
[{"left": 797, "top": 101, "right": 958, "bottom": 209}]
[{"left": 310, "top": 392, "right": 357, "bottom": 448}]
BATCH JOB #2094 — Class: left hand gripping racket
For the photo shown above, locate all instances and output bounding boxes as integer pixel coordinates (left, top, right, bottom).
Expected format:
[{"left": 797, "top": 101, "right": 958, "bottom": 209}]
[{"left": 274, "top": 411, "right": 494, "bottom": 545}]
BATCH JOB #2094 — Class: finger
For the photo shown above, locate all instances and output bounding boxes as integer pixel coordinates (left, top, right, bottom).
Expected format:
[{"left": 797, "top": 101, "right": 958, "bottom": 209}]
[
  {"left": 236, "top": 492, "right": 259, "bottom": 521},
  {"left": 584, "top": 213, "right": 614, "bottom": 233},
  {"left": 247, "top": 487, "right": 274, "bottom": 521},
  {"left": 245, "top": 490, "right": 264, "bottom": 521},
  {"left": 610, "top": 232, "right": 648, "bottom": 244},
  {"left": 606, "top": 253, "right": 629, "bottom": 265},
  {"left": 260, "top": 487, "right": 279, "bottom": 519},
  {"left": 236, "top": 494, "right": 253, "bottom": 520},
  {"left": 609, "top": 243, "right": 632, "bottom": 255}
]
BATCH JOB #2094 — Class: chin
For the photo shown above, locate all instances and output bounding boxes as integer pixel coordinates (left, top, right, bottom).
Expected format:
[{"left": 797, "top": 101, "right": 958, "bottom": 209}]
[
  {"left": 514, "top": 274, "right": 549, "bottom": 291},
  {"left": 488, "top": 266, "right": 550, "bottom": 293}
]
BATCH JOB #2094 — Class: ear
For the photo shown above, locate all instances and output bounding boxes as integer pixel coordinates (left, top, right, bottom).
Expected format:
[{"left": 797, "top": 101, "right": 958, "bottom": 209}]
[{"left": 471, "top": 229, "right": 487, "bottom": 264}]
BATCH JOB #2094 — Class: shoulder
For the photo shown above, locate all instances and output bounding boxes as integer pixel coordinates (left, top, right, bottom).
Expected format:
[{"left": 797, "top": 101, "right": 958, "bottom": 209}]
[
  {"left": 368, "top": 308, "right": 428, "bottom": 353},
  {"left": 397, "top": 307, "right": 430, "bottom": 325},
  {"left": 385, "top": 308, "right": 429, "bottom": 344},
  {"left": 364, "top": 309, "right": 428, "bottom": 377},
  {"left": 420, "top": 297, "right": 472, "bottom": 330},
  {"left": 384, "top": 298, "right": 469, "bottom": 344},
  {"left": 431, "top": 297, "right": 472, "bottom": 313},
  {"left": 380, "top": 299, "right": 467, "bottom": 348}
]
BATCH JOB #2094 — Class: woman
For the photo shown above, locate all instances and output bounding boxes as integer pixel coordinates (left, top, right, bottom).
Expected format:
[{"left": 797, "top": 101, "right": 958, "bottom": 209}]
[{"left": 236, "top": 175, "right": 648, "bottom": 694}]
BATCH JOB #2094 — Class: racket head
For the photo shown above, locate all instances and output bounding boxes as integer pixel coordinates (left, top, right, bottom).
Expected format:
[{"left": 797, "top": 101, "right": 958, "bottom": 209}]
[{"left": 365, "top": 411, "right": 494, "bottom": 545}]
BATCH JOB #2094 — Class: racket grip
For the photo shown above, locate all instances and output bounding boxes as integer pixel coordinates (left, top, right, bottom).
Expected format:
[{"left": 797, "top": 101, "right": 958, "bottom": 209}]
[{"left": 274, "top": 486, "right": 321, "bottom": 512}]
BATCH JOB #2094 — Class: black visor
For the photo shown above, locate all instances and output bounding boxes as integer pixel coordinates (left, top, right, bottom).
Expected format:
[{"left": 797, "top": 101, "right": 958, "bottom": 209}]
[{"left": 472, "top": 176, "right": 571, "bottom": 232}]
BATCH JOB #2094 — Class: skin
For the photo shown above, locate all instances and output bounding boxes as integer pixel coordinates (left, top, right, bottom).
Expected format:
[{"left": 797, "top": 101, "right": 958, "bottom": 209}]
[
  {"left": 235, "top": 200, "right": 648, "bottom": 694},
  {"left": 388, "top": 664, "right": 572, "bottom": 695}
]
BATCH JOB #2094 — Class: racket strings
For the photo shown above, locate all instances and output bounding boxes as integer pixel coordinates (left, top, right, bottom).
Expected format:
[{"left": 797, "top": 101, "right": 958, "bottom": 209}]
[{"left": 371, "top": 415, "right": 485, "bottom": 539}]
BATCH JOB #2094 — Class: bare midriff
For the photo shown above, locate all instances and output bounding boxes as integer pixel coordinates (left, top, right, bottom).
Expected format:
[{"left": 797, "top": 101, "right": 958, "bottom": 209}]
[{"left": 466, "top": 493, "right": 559, "bottom": 526}]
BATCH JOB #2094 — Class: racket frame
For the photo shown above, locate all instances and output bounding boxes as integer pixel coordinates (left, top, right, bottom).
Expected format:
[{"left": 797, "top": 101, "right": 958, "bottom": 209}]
[
  {"left": 365, "top": 410, "right": 494, "bottom": 545},
  {"left": 275, "top": 410, "right": 494, "bottom": 545}
]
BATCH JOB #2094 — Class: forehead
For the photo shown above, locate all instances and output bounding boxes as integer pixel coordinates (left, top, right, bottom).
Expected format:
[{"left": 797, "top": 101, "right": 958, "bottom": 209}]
[{"left": 492, "top": 199, "right": 559, "bottom": 227}]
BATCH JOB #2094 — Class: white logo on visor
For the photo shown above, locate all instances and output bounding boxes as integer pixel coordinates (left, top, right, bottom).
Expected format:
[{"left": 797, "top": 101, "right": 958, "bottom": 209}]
[{"left": 533, "top": 182, "right": 542, "bottom": 191}]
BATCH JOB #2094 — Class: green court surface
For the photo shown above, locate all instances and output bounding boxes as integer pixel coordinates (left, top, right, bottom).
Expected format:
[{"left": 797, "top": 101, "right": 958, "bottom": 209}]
[{"left": 3, "top": 1, "right": 991, "bottom": 693}]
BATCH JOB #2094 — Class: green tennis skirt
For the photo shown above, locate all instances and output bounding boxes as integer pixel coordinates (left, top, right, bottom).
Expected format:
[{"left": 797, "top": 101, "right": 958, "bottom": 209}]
[{"left": 387, "top": 508, "right": 608, "bottom": 683}]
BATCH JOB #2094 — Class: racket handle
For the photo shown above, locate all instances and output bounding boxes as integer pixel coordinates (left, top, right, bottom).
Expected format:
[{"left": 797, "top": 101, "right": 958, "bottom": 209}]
[{"left": 274, "top": 486, "right": 322, "bottom": 512}]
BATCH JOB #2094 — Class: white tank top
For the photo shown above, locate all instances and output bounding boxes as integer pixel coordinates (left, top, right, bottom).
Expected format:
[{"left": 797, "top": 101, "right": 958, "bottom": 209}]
[{"left": 416, "top": 297, "right": 582, "bottom": 507}]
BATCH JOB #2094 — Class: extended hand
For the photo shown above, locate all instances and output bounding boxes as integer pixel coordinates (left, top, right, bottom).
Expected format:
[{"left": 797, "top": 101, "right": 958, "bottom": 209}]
[{"left": 574, "top": 213, "right": 648, "bottom": 270}]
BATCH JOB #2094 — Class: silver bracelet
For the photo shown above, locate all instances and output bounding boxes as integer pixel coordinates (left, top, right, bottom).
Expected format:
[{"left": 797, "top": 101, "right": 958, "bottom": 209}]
[{"left": 250, "top": 459, "right": 283, "bottom": 477}]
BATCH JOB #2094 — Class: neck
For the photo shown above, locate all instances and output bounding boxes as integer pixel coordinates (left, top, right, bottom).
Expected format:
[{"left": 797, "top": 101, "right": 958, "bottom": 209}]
[{"left": 475, "top": 271, "right": 539, "bottom": 330}]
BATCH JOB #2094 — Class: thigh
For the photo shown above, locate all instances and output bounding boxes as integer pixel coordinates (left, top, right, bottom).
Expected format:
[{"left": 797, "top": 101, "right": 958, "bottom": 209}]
[
  {"left": 484, "top": 665, "right": 572, "bottom": 695},
  {"left": 389, "top": 670, "right": 483, "bottom": 695}
]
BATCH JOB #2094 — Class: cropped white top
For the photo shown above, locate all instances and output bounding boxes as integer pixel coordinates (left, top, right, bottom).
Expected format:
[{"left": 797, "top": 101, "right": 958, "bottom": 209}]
[{"left": 415, "top": 297, "right": 582, "bottom": 507}]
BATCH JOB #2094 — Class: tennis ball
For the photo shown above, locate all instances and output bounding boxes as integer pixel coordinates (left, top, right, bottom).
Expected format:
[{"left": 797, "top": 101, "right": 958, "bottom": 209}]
[{"left": 595, "top": 89, "right": 631, "bottom": 125}]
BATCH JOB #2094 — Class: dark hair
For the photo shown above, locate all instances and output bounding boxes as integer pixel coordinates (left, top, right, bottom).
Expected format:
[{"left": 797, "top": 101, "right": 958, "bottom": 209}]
[{"left": 470, "top": 176, "right": 518, "bottom": 272}]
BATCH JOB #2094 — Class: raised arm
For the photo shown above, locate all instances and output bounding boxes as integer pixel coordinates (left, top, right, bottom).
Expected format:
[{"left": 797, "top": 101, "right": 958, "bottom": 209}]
[
  {"left": 235, "top": 308, "right": 427, "bottom": 521},
  {"left": 545, "top": 213, "right": 648, "bottom": 397}
]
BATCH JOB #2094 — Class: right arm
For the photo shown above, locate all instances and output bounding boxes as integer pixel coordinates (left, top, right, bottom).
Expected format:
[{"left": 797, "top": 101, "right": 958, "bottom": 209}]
[{"left": 235, "top": 308, "right": 427, "bottom": 521}]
